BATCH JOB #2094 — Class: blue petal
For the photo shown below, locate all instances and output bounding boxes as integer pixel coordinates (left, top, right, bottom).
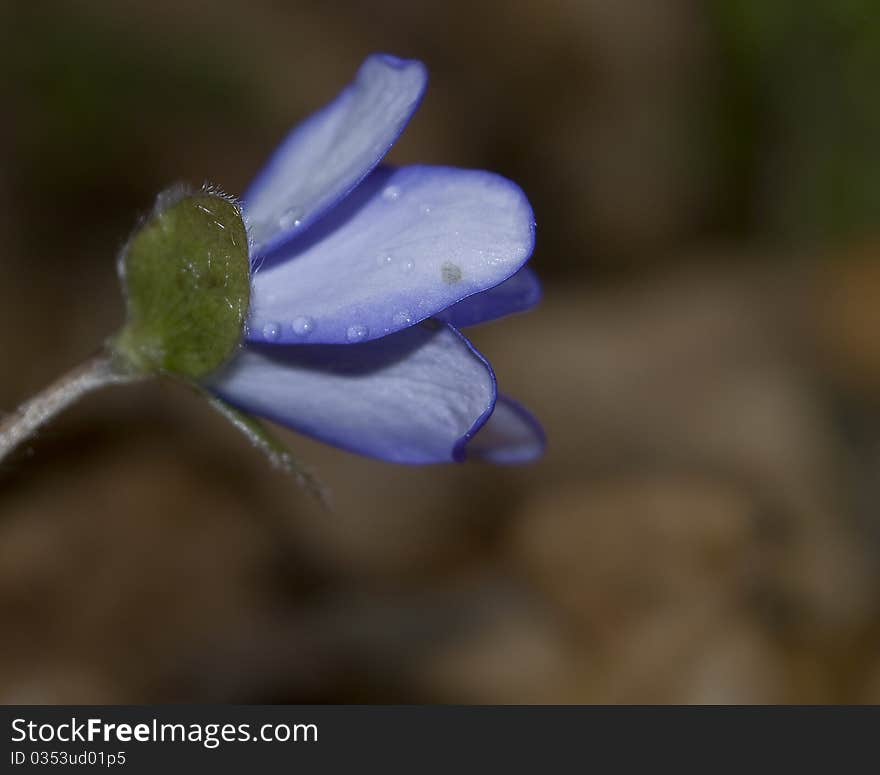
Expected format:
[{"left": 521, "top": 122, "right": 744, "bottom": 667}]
[
  {"left": 437, "top": 265, "right": 541, "bottom": 328},
  {"left": 207, "top": 322, "right": 497, "bottom": 464},
  {"left": 247, "top": 165, "right": 536, "bottom": 344},
  {"left": 243, "top": 54, "right": 428, "bottom": 256},
  {"left": 466, "top": 395, "right": 545, "bottom": 463}
]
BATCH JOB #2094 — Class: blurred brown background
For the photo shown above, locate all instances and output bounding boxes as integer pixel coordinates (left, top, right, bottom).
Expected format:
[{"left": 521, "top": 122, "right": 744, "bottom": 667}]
[{"left": 2, "top": 0, "right": 880, "bottom": 703}]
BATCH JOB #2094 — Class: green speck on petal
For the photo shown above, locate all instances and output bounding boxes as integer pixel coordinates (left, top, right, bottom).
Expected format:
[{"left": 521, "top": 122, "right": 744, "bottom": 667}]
[{"left": 113, "top": 187, "right": 250, "bottom": 379}]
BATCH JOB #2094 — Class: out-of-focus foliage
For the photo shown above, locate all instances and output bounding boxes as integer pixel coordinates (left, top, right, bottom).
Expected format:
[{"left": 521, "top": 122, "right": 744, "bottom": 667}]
[{"left": 713, "top": 0, "right": 880, "bottom": 241}]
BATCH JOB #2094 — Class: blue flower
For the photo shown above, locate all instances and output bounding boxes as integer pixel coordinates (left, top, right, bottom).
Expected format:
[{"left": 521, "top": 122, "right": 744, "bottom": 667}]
[{"left": 206, "top": 54, "right": 544, "bottom": 464}]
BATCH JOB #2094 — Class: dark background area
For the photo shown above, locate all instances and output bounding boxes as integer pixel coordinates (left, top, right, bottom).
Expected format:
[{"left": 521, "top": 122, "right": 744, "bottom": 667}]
[{"left": 2, "top": 0, "right": 880, "bottom": 702}]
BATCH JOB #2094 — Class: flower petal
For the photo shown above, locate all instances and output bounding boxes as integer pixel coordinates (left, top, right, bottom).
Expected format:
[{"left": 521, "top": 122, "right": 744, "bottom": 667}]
[
  {"left": 466, "top": 395, "right": 545, "bottom": 463},
  {"left": 247, "top": 165, "right": 536, "bottom": 344},
  {"left": 207, "top": 322, "right": 496, "bottom": 464},
  {"left": 244, "top": 54, "right": 428, "bottom": 256},
  {"left": 437, "top": 265, "right": 541, "bottom": 328}
]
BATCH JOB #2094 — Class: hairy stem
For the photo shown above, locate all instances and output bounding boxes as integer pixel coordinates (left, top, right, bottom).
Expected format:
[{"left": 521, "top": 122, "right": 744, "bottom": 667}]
[
  {"left": 204, "top": 393, "right": 330, "bottom": 507},
  {"left": 0, "top": 353, "right": 135, "bottom": 464}
]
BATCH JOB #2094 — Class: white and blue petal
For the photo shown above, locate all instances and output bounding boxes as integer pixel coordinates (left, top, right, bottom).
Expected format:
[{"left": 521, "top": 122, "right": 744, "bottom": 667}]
[
  {"left": 247, "top": 165, "right": 536, "bottom": 345},
  {"left": 437, "top": 265, "right": 541, "bottom": 328},
  {"left": 244, "top": 54, "right": 428, "bottom": 256},
  {"left": 466, "top": 395, "right": 545, "bottom": 463},
  {"left": 207, "top": 322, "right": 496, "bottom": 464}
]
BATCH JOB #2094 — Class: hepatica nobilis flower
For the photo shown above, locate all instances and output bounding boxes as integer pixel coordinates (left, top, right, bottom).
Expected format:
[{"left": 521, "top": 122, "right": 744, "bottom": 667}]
[{"left": 0, "top": 54, "right": 543, "bottom": 476}]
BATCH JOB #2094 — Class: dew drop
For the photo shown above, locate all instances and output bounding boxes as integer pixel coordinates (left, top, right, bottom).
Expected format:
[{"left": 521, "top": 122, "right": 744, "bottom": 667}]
[
  {"left": 376, "top": 253, "right": 393, "bottom": 267},
  {"left": 346, "top": 324, "right": 369, "bottom": 343},
  {"left": 392, "top": 310, "right": 413, "bottom": 327},
  {"left": 402, "top": 259, "right": 415, "bottom": 272},
  {"left": 292, "top": 315, "right": 315, "bottom": 336},
  {"left": 261, "top": 321, "right": 281, "bottom": 340},
  {"left": 382, "top": 185, "right": 401, "bottom": 201},
  {"left": 420, "top": 203, "right": 432, "bottom": 215},
  {"left": 279, "top": 209, "right": 303, "bottom": 230}
]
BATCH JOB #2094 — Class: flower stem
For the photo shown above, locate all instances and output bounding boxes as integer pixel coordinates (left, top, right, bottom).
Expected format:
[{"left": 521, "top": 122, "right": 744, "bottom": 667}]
[{"left": 0, "top": 352, "right": 135, "bottom": 464}]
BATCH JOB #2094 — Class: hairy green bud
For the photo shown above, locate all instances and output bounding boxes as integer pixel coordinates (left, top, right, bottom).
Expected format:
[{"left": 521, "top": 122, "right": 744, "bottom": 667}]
[{"left": 113, "top": 186, "right": 250, "bottom": 379}]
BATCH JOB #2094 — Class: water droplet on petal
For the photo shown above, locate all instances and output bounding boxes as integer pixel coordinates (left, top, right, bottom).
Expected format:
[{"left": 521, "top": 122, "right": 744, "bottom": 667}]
[
  {"left": 279, "top": 209, "right": 303, "bottom": 230},
  {"left": 376, "top": 253, "right": 393, "bottom": 267},
  {"left": 392, "top": 310, "right": 413, "bottom": 327},
  {"left": 261, "top": 321, "right": 281, "bottom": 340},
  {"left": 292, "top": 316, "right": 315, "bottom": 336},
  {"left": 382, "top": 185, "right": 401, "bottom": 201},
  {"left": 402, "top": 259, "right": 415, "bottom": 272},
  {"left": 346, "top": 324, "right": 369, "bottom": 343},
  {"left": 420, "top": 204, "right": 432, "bottom": 215}
]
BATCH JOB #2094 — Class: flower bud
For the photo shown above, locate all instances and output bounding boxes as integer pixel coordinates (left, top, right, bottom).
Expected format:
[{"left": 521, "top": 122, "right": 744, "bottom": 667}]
[{"left": 113, "top": 186, "right": 250, "bottom": 379}]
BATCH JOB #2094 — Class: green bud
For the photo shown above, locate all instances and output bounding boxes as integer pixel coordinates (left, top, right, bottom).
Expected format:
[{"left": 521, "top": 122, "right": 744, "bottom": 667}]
[{"left": 113, "top": 186, "right": 250, "bottom": 379}]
